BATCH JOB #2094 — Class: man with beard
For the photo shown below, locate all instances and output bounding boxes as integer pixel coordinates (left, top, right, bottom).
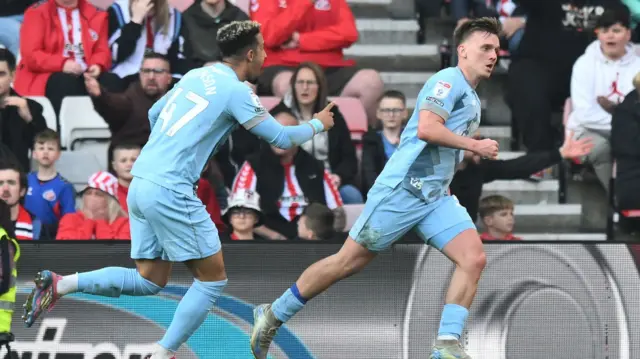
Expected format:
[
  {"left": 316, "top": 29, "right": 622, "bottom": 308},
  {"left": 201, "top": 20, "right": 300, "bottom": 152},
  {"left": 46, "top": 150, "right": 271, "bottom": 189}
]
[
  {"left": 84, "top": 52, "right": 173, "bottom": 171},
  {"left": 0, "top": 161, "right": 41, "bottom": 240}
]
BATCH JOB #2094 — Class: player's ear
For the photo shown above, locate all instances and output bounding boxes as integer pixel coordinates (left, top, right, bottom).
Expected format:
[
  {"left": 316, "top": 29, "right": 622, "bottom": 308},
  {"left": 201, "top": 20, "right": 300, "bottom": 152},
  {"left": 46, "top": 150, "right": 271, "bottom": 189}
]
[
  {"left": 458, "top": 44, "right": 467, "bottom": 59},
  {"left": 246, "top": 48, "right": 255, "bottom": 63}
]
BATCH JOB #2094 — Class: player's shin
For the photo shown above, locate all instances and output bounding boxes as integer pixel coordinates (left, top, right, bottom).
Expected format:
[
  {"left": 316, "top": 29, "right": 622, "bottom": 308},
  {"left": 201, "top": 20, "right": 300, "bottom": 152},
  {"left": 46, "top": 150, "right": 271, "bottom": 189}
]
[
  {"left": 157, "top": 278, "right": 228, "bottom": 351},
  {"left": 77, "top": 267, "right": 163, "bottom": 297},
  {"left": 437, "top": 262, "right": 483, "bottom": 340}
]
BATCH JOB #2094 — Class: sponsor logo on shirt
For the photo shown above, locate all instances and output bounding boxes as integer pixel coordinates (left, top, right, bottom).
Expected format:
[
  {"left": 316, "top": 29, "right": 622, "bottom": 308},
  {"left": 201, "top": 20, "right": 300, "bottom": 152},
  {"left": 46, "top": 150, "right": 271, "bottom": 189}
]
[
  {"left": 425, "top": 96, "right": 444, "bottom": 107},
  {"left": 250, "top": 92, "right": 266, "bottom": 114},
  {"left": 432, "top": 81, "right": 451, "bottom": 99}
]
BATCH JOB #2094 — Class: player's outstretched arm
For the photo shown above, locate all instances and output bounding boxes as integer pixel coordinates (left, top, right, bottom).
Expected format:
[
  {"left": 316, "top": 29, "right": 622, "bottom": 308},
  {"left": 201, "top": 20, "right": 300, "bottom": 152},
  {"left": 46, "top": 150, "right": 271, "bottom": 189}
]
[{"left": 248, "top": 114, "right": 324, "bottom": 149}]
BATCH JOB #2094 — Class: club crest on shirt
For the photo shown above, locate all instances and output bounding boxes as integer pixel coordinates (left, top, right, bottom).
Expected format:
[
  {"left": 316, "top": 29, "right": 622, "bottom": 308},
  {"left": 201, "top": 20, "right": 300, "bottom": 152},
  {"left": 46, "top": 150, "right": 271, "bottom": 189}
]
[
  {"left": 42, "top": 189, "right": 57, "bottom": 202},
  {"left": 89, "top": 29, "right": 99, "bottom": 41},
  {"left": 432, "top": 81, "right": 451, "bottom": 99}
]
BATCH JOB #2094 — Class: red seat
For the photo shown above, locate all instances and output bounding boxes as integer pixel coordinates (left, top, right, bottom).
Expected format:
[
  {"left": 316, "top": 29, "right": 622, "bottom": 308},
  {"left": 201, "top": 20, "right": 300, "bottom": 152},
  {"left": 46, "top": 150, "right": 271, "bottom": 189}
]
[
  {"left": 90, "top": 0, "right": 114, "bottom": 9},
  {"left": 169, "top": 0, "right": 194, "bottom": 12},
  {"left": 328, "top": 96, "right": 367, "bottom": 142}
]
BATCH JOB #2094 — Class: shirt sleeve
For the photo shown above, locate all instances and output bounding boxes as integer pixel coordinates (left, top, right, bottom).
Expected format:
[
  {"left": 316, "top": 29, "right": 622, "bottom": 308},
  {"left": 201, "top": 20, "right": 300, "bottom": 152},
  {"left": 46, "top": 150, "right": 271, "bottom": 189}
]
[
  {"left": 226, "top": 85, "right": 268, "bottom": 130},
  {"left": 418, "top": 70, "right": 464, "bottom": 121}
]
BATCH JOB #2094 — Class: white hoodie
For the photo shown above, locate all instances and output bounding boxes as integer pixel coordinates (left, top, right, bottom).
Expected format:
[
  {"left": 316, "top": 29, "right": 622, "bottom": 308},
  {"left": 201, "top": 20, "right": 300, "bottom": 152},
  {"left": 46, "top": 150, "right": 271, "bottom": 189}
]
[{"left": 567, "top": 40, "right": 640, "bottom": 133}]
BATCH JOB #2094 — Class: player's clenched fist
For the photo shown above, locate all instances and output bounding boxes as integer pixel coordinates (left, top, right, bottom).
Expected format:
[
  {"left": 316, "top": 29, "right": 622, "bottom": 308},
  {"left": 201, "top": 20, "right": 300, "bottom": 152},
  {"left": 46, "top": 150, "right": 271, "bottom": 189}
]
[
  {"left": 314, "top": 102, "right": 335, "bottom": 131},
  {"left": 472, "top": 138, "right": 499, "bottom": 159}
]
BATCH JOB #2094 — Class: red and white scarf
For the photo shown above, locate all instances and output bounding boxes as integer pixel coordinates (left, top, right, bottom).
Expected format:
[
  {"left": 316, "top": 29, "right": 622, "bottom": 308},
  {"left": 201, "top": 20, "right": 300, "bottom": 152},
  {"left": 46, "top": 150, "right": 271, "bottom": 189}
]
[{"left": 57, "top": 7, "right": 87, "bottom": 70}]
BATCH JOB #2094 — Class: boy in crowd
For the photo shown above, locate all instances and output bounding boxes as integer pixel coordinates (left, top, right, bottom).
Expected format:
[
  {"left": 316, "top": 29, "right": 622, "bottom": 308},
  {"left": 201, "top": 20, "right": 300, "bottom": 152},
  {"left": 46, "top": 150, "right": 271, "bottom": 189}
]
[
  {"left": 478, "top": 195, "right": 521, "bottom": 240},
  {"left": 24, "top": 130, "right": 75, "bottom": 237},
  {"left": 297, "top": 203, "right": 336, "bottom": 241},
  {"left": 222, "top": 190, "right": 264, "bottom": 241},
  {"left": 110, "top": 144, "right": 141, "bottom": 212}
]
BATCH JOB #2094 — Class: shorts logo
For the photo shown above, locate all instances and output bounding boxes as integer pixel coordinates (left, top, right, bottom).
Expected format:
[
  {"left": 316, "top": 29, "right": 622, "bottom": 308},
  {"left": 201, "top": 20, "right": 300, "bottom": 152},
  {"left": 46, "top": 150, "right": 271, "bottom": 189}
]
[
  {"left": 432, "top": 81, "right": 451, "bottom": 99},
  {"left": 43, "top": 189, "right": 57, "bottom": 202},
  {"left": 425, "top": 96, "right": 444, "bottom": 107}
]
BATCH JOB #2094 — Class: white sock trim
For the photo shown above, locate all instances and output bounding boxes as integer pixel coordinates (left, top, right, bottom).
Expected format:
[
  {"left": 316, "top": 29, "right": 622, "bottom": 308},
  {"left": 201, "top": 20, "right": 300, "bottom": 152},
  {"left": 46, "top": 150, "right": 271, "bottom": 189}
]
[{"left": 57, "top": 273, "right": 79, "bottom": 296}]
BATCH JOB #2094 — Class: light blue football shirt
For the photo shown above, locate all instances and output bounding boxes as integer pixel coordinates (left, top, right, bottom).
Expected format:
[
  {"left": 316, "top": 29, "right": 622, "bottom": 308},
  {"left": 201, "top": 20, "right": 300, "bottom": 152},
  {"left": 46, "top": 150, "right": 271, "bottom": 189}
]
[
  {"left": 132, "top": 63, "right": 319, "bottom": 196},
  {"left": 374, "top": 67, "right": 481, "bottom": 202}
]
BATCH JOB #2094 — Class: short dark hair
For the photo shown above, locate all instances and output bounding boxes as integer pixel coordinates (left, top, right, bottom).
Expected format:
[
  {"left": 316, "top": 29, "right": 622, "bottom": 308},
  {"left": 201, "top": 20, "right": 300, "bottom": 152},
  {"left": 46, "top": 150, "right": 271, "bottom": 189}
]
[
  {"left": 34, "top": 129, "right": 61, "bottom": 150},
  {"left": 112, "top": 143, "right": 141, "bottom": 155},
  {"left": 143, "top": 51, "right": 170, "bottom": 63},
  {"left": 0, "top": 160, "right": 26, "bottom": 191},
  {"left": 0, "top": 48, "right": 16, "bottom": 72},
  {"left": 378, "top": 90, "right": 406, "bottom": 106},
  {"left": 217, "top": 21, "right": 262, "bottom": 59},
  {"left": 302, "top": 203, "right": 335, "bottom": 240},
  {"left": 270, "top": 107, "right": 296, "bottom": 119},
  {"left": 596, "top": 7, "right": 631, "bottom": 29},
  {"left": 453, "top": 17, "right": 502, "bottom": 45}
]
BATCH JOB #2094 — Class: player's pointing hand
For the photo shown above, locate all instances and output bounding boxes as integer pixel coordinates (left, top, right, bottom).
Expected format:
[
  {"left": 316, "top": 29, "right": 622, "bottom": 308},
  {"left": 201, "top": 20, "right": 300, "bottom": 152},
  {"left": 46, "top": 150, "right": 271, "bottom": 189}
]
[
  {"left": 314, "top": 102, "right": 335, "bottom": 131},
  {"left": 472, "top": 138, "right": 499, "bottom": 160}
]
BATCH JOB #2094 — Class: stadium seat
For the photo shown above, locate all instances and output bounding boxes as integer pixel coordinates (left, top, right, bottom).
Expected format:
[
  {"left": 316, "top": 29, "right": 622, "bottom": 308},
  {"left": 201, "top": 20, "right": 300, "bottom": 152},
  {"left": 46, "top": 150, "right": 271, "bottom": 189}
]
[
  {"left": 57, "top": 151, "right": 103, "bottom": 193},
  {"left": 606, "top": 161, "right": 640, "bottom": 240},
  {"left": 27, "top": 96, "right": 57, "bottom": 131},
  {"left": 169, "top": 0, "right": 194, "bottom": 12},
  {"left": 59, "top": 96, "right": 111, "bottom": 149},
  {"left": 259, "top": 96, "right": 281, "bottom": 111},
  {"left": 343, "top": 204, "right": 364, "bottom": 231},
  {"left": 232, "top": 0, "right": 250, "bottom": 14},
  {"left": 328, "top": 97, "right": 368, "bottom": 142}
]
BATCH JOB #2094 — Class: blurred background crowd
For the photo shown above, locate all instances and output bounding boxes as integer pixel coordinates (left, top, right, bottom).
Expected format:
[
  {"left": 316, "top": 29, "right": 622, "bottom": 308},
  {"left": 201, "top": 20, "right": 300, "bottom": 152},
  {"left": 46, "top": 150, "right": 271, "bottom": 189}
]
[{"left": 0, "top": 0, "right": 639, "bottom": 242}]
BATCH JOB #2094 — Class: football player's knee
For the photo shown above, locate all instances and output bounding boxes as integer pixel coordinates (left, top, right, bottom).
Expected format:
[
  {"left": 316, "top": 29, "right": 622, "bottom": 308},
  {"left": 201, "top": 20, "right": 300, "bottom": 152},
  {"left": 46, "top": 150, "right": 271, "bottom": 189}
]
[{"left": 463, "top": 250, "right": 486, "bottom": 275}]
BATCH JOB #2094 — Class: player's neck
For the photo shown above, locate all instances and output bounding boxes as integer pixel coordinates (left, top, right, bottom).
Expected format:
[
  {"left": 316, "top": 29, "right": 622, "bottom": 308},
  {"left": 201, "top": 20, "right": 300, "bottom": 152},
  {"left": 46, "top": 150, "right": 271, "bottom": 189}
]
[
  {"left": 457, "top": 66, "right": 480, "bottom": 88},
  {"left": 221, "top": 60, "right": 247, "bottom": 82},
  {"left": 37, "top": 167, "right": 57, "bottom": 181}
]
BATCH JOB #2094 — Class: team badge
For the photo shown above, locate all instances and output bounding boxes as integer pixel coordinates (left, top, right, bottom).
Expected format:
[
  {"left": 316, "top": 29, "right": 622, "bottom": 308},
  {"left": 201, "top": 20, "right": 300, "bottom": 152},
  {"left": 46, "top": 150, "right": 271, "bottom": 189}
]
[{"left": 43, "top": 189, "right": 56, "bottom": 202}]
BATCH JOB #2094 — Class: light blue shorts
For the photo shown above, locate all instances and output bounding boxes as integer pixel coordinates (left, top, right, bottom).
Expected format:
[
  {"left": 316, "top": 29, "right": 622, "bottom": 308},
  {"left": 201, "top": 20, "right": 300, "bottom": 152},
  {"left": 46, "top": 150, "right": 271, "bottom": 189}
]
[
  {"left": 127, "top": 177, "right": 221, "bottom": 262},
  {"left": 349, "top": 183, "right": 476, "bottom": 252}
]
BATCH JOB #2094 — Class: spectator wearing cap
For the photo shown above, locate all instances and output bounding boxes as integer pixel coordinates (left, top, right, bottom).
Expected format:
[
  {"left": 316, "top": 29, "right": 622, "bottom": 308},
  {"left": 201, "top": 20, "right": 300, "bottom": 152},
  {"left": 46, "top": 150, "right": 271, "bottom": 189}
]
[
  {"left": 222, "top": 189, "right": 265, "bottom": 240},
  {"left": 270, "top": 62, "right": 362, "bottom": 204},
  {"left": 57, "top": 171, "right": 130, "bottom": 240},
  {"left": 14, "top": 0, "right": 124, "bottom": 121},
  {"left": 250, "top": 0, "right": 384, "bottom": 122},
  {"left": 231, "top": 110, "right": 345, "bottom": 240},
  {"left": 107, "top": 0, "right": 191, "bottom": 85}
]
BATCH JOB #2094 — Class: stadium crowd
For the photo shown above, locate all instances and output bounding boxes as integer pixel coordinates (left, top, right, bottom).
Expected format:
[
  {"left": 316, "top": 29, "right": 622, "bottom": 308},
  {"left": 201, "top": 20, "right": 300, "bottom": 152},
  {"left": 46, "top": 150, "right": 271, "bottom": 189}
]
[{"left": 0, "top": 0, "right": 638, "bottom": 241}]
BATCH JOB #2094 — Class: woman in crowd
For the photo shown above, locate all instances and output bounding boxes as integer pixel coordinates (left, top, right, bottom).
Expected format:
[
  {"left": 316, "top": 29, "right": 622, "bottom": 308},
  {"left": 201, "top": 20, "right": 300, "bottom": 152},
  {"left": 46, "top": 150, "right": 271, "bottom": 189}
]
[
  {"left": 57, "top": 171, "right": 130, "bottom": 240},
  {"left": 270, "top": 62, "right": 363, "bottom": 204}
]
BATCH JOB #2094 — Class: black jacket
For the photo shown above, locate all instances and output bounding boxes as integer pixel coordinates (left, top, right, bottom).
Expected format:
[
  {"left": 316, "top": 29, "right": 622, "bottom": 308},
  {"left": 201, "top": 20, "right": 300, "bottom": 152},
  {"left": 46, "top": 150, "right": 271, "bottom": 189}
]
[
  {"left": 215, "top": 126, "right": 261, "bottom": 188},
  {"left": 0, "top": 89, "right": 47, "bottom": 172},
  {"left": 271, "top": 101, "right": 358, "bottom": 186},
  {"left": 450, "top": 150, "right": 563, "bottom": 221},
  {"left": 183, "top": 0, "right": 249, "bottom": 67},
  {"left": 0, "top": 0, "right": 38, "bottom": 17},
  {"left": 246, "top": 146, "right": 329, "bottom": 239},
  {"left": 612, "top": 90, "right": 640, "bottom": 210},
  {"left": 360, "top": 128, "right": 391, "bottom": 194}
]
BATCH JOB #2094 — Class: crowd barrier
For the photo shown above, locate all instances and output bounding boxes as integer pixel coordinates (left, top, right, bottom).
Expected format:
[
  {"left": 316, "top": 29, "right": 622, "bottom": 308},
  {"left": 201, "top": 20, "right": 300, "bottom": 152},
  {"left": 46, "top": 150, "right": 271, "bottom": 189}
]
[{"left": 5, "top": 241, "right": 640, "bottom": 359}]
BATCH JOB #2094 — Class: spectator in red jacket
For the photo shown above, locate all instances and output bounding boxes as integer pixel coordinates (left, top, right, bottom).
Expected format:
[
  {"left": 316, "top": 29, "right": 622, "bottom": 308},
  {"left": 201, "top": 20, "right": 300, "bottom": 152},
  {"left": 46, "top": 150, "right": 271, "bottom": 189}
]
[
  {"left": 197, "top": 175, "right": 226, "bottom": 232},
  {"left": 250, "top": 0, "right": 384, "bottom": 122},
  {"left": 57, "top": 171, "right": 130, "bottom": 240},
  {"left": 14, "top": 0, "right": 124, "bottom": 123}
]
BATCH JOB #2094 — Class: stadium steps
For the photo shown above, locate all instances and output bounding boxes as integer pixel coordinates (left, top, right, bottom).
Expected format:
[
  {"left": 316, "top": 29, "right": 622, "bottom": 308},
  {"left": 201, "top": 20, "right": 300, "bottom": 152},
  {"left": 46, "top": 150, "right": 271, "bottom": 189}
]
[
  {"left": 482, "top": 180, "right": 559, "bottom": 205},
  {"left": 514, "top": 203, "right": 582, "bottom": 229},
  {"left": 356, "top": 19, "right": 419, "bottom": 45}
]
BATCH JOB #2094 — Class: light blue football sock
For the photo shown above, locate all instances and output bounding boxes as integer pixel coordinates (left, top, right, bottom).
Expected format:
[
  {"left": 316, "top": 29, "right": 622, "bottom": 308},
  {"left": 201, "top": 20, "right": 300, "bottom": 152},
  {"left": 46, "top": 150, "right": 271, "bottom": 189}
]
[
  {"left": 77, "top": 267, "right": 162, "bottom": 297},
  {"left": 437, "top": 303, "right": 469, "bottom": 339},
  {"left": 158, "top": 279, "right": 228, "bottom": 352},
  {"left": 271, "top": 284, "right": 307, "bottom": 323}
]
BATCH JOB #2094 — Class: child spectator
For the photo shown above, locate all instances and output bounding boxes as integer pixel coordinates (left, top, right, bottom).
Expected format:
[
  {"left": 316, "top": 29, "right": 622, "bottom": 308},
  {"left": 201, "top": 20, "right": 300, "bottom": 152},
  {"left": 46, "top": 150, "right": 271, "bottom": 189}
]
[
  {"left": 222, "top": 189, "right": 264, "bottom": 240},
  {"left": 111, "top": 143, "right": 140, "bottom": 212},
  {"left": 0, "top": 160, "right": 41, "bottom": 240},
  {"left": 478, "top": 195, "right": 521, "bottom": 240},
  {"left": 57, "top": 171, "right": 130, "bottom": 240},
  {"left": 297, "top": 203, "right": 335, "bottom": 241},
  {"left": 361, "top": 90, "right": 408, "bottom": 195},
  {"left": 24, "top": 130, "right": 75, "bottom": 237}
]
